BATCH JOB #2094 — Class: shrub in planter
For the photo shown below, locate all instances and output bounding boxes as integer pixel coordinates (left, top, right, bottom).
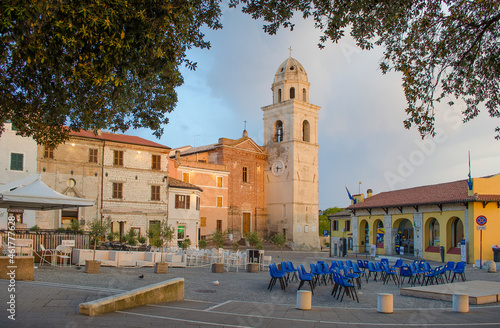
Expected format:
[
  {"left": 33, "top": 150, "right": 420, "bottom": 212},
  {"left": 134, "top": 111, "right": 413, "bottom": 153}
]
[
  {"left": 85, "top": 218, "right": 109, "bottom": 274},
  {"left": 148, "top": 220, "right": 175, "bottom": 274}
]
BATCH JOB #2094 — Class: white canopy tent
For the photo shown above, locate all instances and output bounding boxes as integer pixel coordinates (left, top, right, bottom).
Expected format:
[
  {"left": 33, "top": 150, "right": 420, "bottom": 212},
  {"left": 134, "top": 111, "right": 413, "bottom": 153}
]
[{"left": 0, "top": 175, "right": 94, "bottom": 210}]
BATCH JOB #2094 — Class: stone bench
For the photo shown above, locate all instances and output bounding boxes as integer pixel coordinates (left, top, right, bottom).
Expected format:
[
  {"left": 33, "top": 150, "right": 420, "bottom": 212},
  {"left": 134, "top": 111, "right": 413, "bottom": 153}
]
[{"left": 79, "top": 278, "right": 184, "bottom": 316}]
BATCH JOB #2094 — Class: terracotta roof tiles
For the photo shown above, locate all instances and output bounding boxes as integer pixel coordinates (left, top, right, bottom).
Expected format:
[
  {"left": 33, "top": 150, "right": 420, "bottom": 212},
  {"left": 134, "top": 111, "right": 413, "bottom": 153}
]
[
  {"left": 348, "top": 179, "right": 474, "bottom": 210},
  {"left": 69, "top": 130, "right": 170, "bottom": 150}
]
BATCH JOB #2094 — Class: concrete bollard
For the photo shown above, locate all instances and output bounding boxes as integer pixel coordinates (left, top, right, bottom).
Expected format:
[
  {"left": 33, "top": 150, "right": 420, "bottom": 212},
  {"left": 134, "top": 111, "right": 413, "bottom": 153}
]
[
  {"left": 453, "top": 294, "right": 469, "bottom": 313},
  {"left": 377, "top": 293, "right": 393, "bottom": 313},
  {"left": 296, "top": 290, "right": 312, "bottom": 310}
]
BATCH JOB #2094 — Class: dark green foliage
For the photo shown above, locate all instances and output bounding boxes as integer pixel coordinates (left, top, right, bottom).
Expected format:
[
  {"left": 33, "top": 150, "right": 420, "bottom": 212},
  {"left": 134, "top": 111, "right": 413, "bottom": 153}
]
[
  {"left": 319, "top": 207, "right": 344, "bottom": 236},
  {"left": 230, "top": 0, "right": 500, "bottom": 139},
  {"left": 0, "top": 0, "right": 223, "bottom": 146}
]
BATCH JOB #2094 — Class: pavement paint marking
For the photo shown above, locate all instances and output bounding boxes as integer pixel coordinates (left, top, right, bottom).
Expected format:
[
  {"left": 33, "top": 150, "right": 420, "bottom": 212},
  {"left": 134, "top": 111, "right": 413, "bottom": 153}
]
[
  {"left": 204, "top": 300, "right": 233, "bottom": 311},
  {"left": 117, "top": 310, "right": 253, "bottom": 328},
  {"left": 144, "top": 301, "right": 500, "bottom": 326}
]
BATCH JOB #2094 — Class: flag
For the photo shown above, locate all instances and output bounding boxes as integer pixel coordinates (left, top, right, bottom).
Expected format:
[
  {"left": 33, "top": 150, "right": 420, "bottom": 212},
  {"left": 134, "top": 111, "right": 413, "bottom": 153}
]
[
  {"left": 345, "top": 185, "right": 356, "bottom": 204},
  {"left": 467, "top": 151, "right": 473, "bottom": 190}
]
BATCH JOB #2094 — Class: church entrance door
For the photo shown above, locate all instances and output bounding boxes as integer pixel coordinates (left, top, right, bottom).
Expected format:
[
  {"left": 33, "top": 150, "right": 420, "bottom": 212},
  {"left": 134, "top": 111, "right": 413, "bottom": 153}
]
[{"left": 242, "top": 213, "right": 251, "bottom": 236}]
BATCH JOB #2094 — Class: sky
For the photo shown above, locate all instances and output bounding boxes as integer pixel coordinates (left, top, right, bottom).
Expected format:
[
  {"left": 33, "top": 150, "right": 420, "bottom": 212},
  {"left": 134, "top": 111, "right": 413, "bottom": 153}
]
[{"left": 130, "top": 6, "right": 500, "bottom": 210}]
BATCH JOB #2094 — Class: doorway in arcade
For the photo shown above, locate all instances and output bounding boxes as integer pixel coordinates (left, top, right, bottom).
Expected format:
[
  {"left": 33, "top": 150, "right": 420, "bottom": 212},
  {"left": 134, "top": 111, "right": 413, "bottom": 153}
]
[{"left": 396, "top": 219, "right": 414, "bottom": 256}]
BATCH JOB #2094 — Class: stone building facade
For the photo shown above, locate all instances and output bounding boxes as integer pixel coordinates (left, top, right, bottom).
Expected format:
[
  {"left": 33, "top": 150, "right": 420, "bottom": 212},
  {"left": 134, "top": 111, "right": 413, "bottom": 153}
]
[{"left": 37, "top": 130, "right": 173, "bottom": 239}]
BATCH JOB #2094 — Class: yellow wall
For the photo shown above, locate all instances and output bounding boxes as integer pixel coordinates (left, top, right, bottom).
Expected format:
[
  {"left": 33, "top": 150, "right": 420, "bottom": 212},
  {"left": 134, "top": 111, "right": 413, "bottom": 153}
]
[
  {"left": 422, "top": 211, "right": 464, "bottom": 262},
  {"left": 356, "top": 215, "right": 385, "bottom": 253},
  {"left": 473, "top": 173, "right": 500, "bottom": 195},
  {"left": 470, "top": 201, "right": 500, "bottom": 263}
]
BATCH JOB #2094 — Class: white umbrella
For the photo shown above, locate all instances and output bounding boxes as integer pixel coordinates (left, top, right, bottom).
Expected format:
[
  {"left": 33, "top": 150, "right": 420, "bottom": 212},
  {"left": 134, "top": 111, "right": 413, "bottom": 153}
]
[{"left": 0, "top": 175, "right": 94, "bottom": 210}]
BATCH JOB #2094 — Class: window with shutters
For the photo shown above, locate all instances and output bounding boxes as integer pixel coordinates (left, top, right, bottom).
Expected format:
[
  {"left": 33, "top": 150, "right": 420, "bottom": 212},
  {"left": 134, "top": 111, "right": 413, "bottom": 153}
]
[
  {"left": 10, "top": 153, "right": 23, "bottom": 171},
  {"left": 44, "top": 146, "right": 54, "bottom": 159},
  {"left": 89, "top": 148, "right": 98, "bottom": 163},
  {"left": 152, "top": 154, "right": 161, "bottom": 170},
  {"left": 151, "top": 185, "right": 160, "bottom": 201},
  {"left": 112, "top": 183, "right": 123, "bottom": 199},
  {"left": 113, "top": 150, "right": 124, "bottom": 166}
]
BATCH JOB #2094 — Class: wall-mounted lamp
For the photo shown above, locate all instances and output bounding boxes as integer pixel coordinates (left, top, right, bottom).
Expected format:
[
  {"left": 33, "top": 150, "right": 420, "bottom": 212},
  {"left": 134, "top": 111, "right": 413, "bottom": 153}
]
[
  {"left": 94, "top": 172, "right": 98, "bottom": 177},
  {"left": 71, "top": 143, "right": 75, "bottom": 147},
  {"left": 137, "top": 151, "right": 141, "bottom": 154},
  {"left": 135, "top": 175, "right": 138, "bottom": 180},
  {"left": 70, "top": 170, "right": 74, "bottom": 175},
  {"left": 42, "top": 167, "right": 46, "bottom": 172},
  {"left": 105, "top": 172, "right": 108, "bottom": 177}
]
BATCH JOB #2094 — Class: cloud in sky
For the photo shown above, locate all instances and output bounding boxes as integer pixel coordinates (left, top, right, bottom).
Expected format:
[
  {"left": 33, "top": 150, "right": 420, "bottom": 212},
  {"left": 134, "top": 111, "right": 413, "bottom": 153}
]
[{"left": 131, "top": 6, "right": 500, "bottom": 209}]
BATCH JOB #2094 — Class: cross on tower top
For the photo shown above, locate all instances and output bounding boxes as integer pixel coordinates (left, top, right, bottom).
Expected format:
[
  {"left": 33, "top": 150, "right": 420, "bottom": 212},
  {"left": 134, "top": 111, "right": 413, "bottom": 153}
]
[
  {"left": 288, "top": 46, "right": 293, "bottom": 57},
  {"left": 244, "top": 120, "right": 247, "bottom": 130}
]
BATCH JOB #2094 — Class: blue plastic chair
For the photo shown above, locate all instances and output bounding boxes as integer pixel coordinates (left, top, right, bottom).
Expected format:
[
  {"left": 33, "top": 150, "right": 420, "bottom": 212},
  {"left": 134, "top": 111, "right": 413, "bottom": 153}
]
[
  {"left": 286, "top": 261, "right": 299, "bottom": 282},
  {"left": 444, "top": 261, "right": 455, "bottom": 281},
  {"left": 333, "top": 272, "right": 358, "bottom": 302},
  {"left": 422, "top": 261, "right": 432, "bottom": 274},
  {"left": 268, "top": 263, "right": 287, "bottom": 291},
  {"left": 357, "top": 259, "right": 365, "bottom": 271},
  {"left": 422, "top": 266, "right": 441, "bottom": 286},
  {"left": 391, "top": 259, "right": 403, "bottom": 270},
  {"left": 451, "top": 261, "right": 466, "bottom": 282},
  {"left": 367, "top": 262, "right": 382, "bottom": 282},
  {"left": 409, "top": 263, "right": 422, "bottom": 284},
  {"left": 381, "top": 262, "right": 398, "bottom": 286},
  {"left": 309, "top": 263, "right": 323, "bottom": 285},
  {"left": 352, "top": 263, "right": 366, "bottom": 281},
  {"left": 297, "top": 265, "right": 315, "bottom": 294},
  {"left": 399, "top": 265, "right": 415, "bottom": 286},
  {"left": 380, "top": 258, "right": 389, "bottom": 268},
  {"left": 345, "top": 260, "right": 353, "bottom": 270}
]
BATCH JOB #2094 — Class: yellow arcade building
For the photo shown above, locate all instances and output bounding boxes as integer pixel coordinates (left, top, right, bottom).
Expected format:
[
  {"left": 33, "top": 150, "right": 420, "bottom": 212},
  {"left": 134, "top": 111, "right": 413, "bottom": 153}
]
[{"left": 348, "top": 173, "right": 500, "bottom": 265}]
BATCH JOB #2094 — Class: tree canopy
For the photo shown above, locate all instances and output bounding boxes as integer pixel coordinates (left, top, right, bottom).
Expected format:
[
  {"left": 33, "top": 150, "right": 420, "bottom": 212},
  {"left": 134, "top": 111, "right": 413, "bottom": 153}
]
[
  {"left": 0, "top": 0, "right": 222, "bottom": 146},
  {"left": 3, "top": 1, "right": 499, "bottom": 144},
  {"left": 230, "top": 0, "right": 500, "bottom": 139}
]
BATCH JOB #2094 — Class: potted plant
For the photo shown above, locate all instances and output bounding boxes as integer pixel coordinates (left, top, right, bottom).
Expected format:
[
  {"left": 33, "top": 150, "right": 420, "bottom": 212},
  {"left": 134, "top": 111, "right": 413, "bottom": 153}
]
[
  {"left": 211, "top": 229, "right": 226, "bottom": 273},
  {"left": 148, "top": 220, "right": 174, "bottom": 274},
  {"left": 198, "top": 239, "right": 207, "bottom": 250},
  {"left": 125, "top": 228, "right": 138, "bottom": 247},
  {"left": 270, "top": 232, "right": 286, "bottom": 262},
  {"left": 180, "top": 238, "right": 191, "bottom": 251},
  {"left": 85, "top": 218, "right": 109, "bottom": 274},
  {"left": 245, "top": 231, "right": 263, "bottom": 273}
]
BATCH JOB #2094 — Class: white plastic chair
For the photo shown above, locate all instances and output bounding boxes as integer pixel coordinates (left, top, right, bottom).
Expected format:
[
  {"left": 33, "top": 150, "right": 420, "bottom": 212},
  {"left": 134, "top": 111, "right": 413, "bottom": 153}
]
[
  {"left": 38, "top": 244, "right": 55, "bottom": 266},
  {"left": 56, "top": 245, "right": 72, "bottom": 267}
]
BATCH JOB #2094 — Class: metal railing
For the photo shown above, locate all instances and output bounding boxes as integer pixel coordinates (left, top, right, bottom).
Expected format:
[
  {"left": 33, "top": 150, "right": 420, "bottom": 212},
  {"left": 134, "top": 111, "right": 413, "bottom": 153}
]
[{"left": 0, "top": 230, "right": 90, "bottom": 252}]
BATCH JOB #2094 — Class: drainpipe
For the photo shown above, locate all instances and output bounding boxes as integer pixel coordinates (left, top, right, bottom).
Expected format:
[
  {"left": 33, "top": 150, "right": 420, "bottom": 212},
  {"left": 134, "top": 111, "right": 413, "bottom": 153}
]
[{"left": 100, "top": 140, "right": 105, "bottom": 224}]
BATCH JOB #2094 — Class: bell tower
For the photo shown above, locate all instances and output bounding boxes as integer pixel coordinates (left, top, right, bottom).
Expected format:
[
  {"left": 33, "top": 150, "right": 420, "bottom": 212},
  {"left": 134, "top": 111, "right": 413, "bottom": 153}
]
[{"left": 262, "top": 55, "right": 321, "bottom": 250}]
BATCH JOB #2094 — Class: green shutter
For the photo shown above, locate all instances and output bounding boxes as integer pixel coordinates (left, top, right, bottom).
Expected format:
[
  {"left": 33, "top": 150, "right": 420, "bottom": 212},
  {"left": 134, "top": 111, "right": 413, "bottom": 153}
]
[{"left": 10, "top": 153, "right": 23, "bottom": 171}]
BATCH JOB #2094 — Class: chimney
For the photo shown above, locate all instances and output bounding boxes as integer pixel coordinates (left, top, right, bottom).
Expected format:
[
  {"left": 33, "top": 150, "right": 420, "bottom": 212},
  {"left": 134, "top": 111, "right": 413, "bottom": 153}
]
[
  {"left": 367, "top": 189, "right": 373, "bottom": 198},
  {"left": 175, "top": 150, "right": 180, "bottom": 159}
]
